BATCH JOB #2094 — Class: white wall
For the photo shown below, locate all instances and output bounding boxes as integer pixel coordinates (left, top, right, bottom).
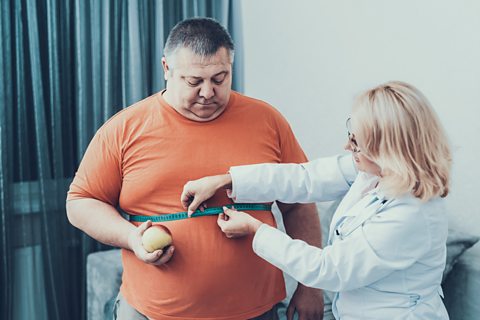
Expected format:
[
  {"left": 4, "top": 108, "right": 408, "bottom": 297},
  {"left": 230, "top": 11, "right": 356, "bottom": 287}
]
[{"left": 240, "top": 0, "right": 480, "bottom": 235}]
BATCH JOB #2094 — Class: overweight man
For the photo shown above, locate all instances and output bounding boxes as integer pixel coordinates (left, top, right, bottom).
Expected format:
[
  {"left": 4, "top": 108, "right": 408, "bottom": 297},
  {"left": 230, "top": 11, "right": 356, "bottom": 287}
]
[{"left": 67, "top": 17, "right": 324, "bottom": 320}]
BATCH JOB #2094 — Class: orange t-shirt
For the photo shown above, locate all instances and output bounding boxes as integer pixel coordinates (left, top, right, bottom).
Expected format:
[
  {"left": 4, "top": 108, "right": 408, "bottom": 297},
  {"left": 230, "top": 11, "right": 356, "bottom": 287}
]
[{"left": 67, "top": 91, "right": 307, "bottom": 320}]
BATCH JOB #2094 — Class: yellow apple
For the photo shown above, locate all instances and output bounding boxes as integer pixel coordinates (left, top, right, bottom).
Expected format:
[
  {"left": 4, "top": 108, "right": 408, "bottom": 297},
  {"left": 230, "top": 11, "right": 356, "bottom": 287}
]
[{"left": 142, "top": 225, "right": 173, "bottom": 253}]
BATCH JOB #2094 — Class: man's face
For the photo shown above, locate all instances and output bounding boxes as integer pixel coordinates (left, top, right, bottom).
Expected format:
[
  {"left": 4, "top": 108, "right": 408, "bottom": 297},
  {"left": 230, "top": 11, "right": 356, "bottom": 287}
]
[{"left": 162, "top": 47, "right": 232, "bottom": 122}]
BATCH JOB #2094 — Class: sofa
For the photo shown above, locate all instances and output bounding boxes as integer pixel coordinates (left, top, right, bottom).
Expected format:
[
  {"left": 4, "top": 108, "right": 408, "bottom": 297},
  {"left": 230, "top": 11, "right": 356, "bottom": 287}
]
[{"left": 87, "top": 201, "right": 479, "bottom": 320}]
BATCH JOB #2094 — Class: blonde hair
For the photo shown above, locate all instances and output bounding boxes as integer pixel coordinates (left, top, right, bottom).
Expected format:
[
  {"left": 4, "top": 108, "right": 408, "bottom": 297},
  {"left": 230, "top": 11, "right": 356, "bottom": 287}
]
[{"left": 351, "top": 81, "right": 451, "bottom": 201}]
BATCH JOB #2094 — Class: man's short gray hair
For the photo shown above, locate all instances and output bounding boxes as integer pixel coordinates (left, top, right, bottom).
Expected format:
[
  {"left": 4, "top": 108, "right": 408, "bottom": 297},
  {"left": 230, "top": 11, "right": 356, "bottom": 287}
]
[{"left": 164, "top": 17, "right": 234, "bottom": 66}]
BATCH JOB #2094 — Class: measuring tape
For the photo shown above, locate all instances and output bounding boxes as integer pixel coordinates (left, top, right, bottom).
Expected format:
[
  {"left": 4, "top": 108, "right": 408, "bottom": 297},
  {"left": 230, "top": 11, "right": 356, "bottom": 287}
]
[{"left": 125, "top": 203, "right": 272, "bottom": 223}]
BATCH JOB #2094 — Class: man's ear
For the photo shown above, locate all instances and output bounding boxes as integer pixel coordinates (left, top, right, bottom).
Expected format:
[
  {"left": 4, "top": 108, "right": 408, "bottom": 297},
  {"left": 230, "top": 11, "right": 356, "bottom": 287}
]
[{"left": 162, "top": 57, "right": 170, "bottom": 80}]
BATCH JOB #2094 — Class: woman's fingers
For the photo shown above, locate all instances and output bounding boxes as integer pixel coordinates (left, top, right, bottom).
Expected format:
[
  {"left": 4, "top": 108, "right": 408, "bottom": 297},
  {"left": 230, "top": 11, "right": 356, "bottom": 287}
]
[
  {"left": 217, "top": 213, "right": 227, "bottom": 229},
  {"left": 180, "top": 184, "right": 193, "bottom": 209},
  {"left": 187, "top": 197, "right": 205, "bottom": 216}
]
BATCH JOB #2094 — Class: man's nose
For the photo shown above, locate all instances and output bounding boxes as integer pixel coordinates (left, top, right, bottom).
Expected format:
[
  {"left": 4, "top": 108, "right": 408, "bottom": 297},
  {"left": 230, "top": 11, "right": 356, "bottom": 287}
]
[{"left": 199, "top": 82, "right": 215, "bottom": 100}]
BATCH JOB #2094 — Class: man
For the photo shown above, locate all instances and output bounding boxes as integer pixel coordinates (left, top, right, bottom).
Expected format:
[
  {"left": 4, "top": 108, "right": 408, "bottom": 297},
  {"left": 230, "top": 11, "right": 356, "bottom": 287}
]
[{"left": 67, "top": 18, "right": 323, "bottom": 320}]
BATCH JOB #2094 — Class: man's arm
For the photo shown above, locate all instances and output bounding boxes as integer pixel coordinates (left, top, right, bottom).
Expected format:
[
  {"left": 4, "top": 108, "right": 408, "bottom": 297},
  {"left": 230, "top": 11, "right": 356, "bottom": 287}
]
[
  {"left": 66, "top": 198, "right": 174, "bottom": 265},
  {"left": 277, "top": 202, "right": 324, "bottom": 320},
  {"left": 66, "top": 198, "right": 134, "bottom": 248}
]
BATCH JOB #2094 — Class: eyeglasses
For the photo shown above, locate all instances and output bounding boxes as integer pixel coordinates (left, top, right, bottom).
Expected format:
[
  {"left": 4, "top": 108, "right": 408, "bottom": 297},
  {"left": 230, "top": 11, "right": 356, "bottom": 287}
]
[{"left": 346, "top": 117, "right": 361, "bottom": 153}]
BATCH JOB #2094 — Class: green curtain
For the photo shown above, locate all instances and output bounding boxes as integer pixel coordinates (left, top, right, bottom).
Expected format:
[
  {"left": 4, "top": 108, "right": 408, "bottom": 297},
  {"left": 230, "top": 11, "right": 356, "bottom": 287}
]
[{"left": 0, "top": 1, "right": 242, "bottom": 319}]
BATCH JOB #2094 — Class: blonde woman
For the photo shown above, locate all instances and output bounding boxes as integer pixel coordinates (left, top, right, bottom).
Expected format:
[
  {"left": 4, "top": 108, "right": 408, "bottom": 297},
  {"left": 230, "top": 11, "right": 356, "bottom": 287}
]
[{"left": 181, "top": 81, "right": 451, "bottom": 319}]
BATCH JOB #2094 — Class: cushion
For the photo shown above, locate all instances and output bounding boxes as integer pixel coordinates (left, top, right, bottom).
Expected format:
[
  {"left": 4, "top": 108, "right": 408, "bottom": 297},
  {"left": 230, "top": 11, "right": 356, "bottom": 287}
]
[
  {"left": 443, "top": 228, "right": 479, "bottom": 282},
  {"left": 442, "top": 243, "right": 480, "bottom": 320},
  {"left": 87, "top": 249, "right": 123, "bottom": 320}
]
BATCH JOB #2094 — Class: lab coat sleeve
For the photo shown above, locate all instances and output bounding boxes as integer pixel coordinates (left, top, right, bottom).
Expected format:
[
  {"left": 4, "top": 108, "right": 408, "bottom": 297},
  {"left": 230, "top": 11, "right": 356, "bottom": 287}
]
[
  {"left": 229, "top": 154, "right": 357, "bottom": 203},
  {"left": 252, "top": 203, "right": 431, "bottom": 292}
]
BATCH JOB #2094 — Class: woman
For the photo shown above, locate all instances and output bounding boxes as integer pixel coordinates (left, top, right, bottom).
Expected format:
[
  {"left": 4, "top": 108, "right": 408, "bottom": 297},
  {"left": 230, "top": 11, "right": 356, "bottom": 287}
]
[{"left": 181, "top": 81, "right": 452, "bottom": 319}]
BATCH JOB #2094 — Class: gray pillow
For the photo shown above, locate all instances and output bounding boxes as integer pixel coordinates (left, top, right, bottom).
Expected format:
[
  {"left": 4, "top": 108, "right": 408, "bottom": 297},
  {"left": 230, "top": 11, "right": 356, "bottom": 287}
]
[{"left": 443, "top": 229, "right": 480, "bottom": 282}]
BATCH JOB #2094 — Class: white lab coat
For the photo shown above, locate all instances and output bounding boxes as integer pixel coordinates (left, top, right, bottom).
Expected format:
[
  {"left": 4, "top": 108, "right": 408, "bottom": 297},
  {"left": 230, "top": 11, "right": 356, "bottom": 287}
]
[{"left": 229, "top": 155, "right": 449, "bottom": 320}]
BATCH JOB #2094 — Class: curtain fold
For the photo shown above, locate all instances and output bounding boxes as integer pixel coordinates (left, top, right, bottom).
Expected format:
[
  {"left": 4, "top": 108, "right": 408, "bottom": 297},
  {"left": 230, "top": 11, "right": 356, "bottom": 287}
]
[
  {"left": 0, "top": 1, "right": 241, "bottom": 319},
  {"left": 0, "top": 1, "right": 14, "bottom": 318}
]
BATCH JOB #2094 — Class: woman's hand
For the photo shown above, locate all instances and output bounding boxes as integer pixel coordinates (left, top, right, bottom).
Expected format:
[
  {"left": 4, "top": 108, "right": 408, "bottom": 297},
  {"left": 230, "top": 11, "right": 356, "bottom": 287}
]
[
  {"left": 181, "top": 174, "right": 232, "bottom": 216},
  {"left": 217, "top": 207, "right": 263, "bottom": 238},
  {"left": 127, "top": 220, "right": 175, "bottom": 266}
]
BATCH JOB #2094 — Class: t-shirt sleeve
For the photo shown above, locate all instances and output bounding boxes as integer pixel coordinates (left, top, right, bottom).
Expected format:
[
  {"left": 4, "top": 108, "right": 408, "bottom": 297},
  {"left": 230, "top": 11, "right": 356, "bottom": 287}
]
[
  {"left": 275, "top": 113, "right": 308, "bottom": 164},
  {"left": 66, "top": 129, "right": 122, "bottom": 206}
]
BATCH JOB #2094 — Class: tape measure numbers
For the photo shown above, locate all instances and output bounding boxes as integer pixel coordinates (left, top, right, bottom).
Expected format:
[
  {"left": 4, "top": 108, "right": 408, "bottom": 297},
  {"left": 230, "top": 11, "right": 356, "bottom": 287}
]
[{"left": 126, "top": 203, "right": 272, "bottom": 223}]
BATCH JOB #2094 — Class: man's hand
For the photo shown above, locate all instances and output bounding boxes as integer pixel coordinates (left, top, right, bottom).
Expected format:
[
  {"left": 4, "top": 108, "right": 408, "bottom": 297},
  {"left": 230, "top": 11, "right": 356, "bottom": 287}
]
[
  {"left": 127, "top": 220, "right": 175, "bottom": 266},
  {"left": 181, "top": 174, "right": 232, "bottom": 215},
  {"left": 287, "top": 284, "right": 324, "bottom": 320}
]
